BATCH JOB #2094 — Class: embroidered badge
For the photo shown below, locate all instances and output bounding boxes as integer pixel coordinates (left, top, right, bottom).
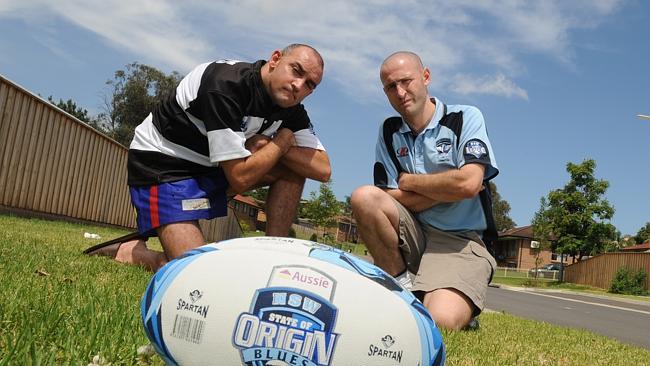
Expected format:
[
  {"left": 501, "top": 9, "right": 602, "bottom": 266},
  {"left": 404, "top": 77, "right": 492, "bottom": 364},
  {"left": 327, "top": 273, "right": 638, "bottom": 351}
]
[
  {"left": 464, "top": 139, "right": 488, "bottom": 159},
  {"left": 435, "top": 138, "right": 452, "bottom": 156}
]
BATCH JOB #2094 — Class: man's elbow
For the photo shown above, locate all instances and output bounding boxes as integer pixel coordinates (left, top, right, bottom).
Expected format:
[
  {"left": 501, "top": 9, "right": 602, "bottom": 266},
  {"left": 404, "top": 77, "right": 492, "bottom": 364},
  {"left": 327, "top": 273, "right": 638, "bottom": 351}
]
[
  {"left": 226, "top": 176, "right": 251, "bottom": 195},
  {"left": 315, "top": 166, "right": 332, "bottom": 182},
  {"left": 457, "top": 180, "right": 483, "bottom": 199}
]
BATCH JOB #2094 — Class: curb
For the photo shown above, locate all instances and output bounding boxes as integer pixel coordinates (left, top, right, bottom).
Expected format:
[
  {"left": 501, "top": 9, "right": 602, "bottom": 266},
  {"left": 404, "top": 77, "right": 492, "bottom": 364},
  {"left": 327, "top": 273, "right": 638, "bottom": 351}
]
[{"left": 494, "top": 284, "right": 650, "bottom": 307}]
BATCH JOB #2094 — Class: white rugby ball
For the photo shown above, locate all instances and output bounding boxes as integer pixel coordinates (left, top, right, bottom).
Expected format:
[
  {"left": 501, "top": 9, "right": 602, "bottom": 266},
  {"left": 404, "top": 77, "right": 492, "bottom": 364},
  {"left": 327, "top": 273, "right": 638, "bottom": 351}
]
[{"left": 141, "top": 237, "right": 445, "bottom": 366}]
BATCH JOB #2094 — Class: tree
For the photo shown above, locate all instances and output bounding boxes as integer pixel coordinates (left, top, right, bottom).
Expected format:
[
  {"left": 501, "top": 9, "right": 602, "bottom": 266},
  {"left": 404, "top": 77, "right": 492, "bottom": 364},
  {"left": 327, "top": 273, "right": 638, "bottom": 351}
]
[
  {"left": 531, "top": 197, "right": 554, "bottom": 278},
  {"left": 532, "top": 159, "right": 616, "bottom": 262},
  {"left": 48, "top": 96, "right": 91, "bottom": 123},
  {"left": 244, "top": 188, "right": 269, "bottom": 204},
  {"left": 634, "top": 222, "right": 650, "bottom": 244},
  {"left": 301, "top": 181, "right": 342, "bottom": 236},
  {"left": 99, "top": 62, "right": 182, "bottom": 146},
  {"left": 489, "top": 181, "right": 515, "bottom": 232},
  {"left": 342, "top": 195, "right": 354, "bottom": 242},
  {"left": 47, "top": 96, "right": 108, "bottom": 133}
]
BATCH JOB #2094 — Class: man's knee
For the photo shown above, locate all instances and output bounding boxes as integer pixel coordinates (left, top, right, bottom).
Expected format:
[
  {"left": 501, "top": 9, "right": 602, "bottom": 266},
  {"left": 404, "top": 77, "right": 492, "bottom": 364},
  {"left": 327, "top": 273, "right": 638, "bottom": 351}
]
[
  {"left": 428, "top": 308, "right": 472, "bottom": 330},
  {"left": 351, "top": 185, "right": 382, "bottom": 210},
  {"left": 156, "top": 221, "right": 206, "bottom": 259},
  {"left": 424, "top": 289, "right": 474, "bottom": 330}
]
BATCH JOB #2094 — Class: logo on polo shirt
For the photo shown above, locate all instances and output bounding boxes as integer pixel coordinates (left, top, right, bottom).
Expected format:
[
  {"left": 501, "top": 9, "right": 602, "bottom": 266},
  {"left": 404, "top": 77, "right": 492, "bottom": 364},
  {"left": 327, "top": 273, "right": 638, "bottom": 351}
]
[
  {"left": 396, "top": 146, "right": 409, "bottom": 157},
  {"left": 435, "top": 138, "right": 452, "bottom": 155},
  {"left": 464, "top": 139, "right": 488, "bottom": 159}
]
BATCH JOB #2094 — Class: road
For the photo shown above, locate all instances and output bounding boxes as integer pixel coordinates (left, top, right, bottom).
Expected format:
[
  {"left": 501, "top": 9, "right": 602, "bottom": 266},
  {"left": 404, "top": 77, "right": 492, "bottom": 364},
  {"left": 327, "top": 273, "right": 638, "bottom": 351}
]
[{"left": 485, "top": 286, "right": 650, "bottom": 349}]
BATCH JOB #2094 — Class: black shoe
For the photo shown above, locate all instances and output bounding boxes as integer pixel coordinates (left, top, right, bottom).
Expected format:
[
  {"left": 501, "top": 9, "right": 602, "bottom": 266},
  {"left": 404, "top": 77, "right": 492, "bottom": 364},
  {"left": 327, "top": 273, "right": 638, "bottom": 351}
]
[{"left": 463, "top": 317, "right": 480, "bottom": 331}]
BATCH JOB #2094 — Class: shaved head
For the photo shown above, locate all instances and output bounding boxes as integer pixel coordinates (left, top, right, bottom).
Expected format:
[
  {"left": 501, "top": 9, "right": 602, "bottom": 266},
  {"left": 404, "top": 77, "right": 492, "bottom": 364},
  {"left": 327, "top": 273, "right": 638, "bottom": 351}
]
[
  {"left": 378, "top": 50, "right": 434, "bottom": 130},
  {"left": 380, "top": 51, "right": 424, "bottom": 76},
  {"left": 282, "top": 43, "right": 324, "bottom": 70}
]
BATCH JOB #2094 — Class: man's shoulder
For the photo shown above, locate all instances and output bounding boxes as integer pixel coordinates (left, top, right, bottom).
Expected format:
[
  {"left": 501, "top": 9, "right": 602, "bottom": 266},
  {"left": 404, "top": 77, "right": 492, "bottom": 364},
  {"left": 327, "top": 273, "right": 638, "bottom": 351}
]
[
  {"left": 445, "top": 103, "right": 482, "bottom": 116},
  {"left": 201, "top": 60, "right": 256, "bottom": 83},
  {"left": 381, "top": 116, "right": 403, "bottom": 127}
]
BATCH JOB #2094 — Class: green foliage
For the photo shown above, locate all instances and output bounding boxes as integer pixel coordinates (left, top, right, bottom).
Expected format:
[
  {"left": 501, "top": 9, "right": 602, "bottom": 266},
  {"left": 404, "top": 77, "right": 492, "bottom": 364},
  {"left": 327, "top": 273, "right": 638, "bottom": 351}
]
[
  {"left": 532, "top": 197, "right": 554, "bottom": 250},
  {"left": 100, "top": 62, "right": 182, "bottom": 146},
  {"left": 309, "top": 233, "right": 318, "bottom": 242},
  {"left": 609, "top": 267, "right": 648, "bottom": 295},
  {"left": 532, "top": 159, "right": 616, "bottom": 260},
  {"left": 0, "top": 215, "right": 164, "bottom": 365},
  {"left": 238, "top": 218, "right": 251, "bottom": 232},
  {"left": 489, "top": 181, "right": 515, "bottom": 231},
  {"left": 288, "top": 227, "right": 296, "bottom": 238},
  {"left": 47, "top": 96, "right": 91, "bottom": 123},
  {"left": 634, "top": 222, "right": 650, "bottom": 244},
  {"left": 301, "top": 181, "right": 342, "bottom": 231},
  {"left": 342, "top": 195, "right": 352, "bottom": 216},
  {"left": 244, "top": 187, "right": 269, "bottom": 205}
]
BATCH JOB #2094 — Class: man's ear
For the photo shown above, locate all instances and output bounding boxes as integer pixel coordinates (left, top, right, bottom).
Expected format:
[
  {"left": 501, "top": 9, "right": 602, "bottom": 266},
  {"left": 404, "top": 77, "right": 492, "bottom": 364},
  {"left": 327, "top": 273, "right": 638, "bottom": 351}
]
[
  {"left": 268, "top": 50, "right": 282, "bottom": 70},
  {"left": 422, "top": 67, "right": 431, "bottom": 86}
]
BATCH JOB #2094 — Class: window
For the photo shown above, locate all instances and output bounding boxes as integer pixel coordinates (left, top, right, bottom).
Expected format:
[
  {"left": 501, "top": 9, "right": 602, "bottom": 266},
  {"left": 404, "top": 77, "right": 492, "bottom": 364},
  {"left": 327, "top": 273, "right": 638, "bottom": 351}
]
[
  {"left": 506, "top": 240, "right": 518, "bottom": 258},
  {"left": 551, "top": 253, "right": 568, "bottom": 262}
]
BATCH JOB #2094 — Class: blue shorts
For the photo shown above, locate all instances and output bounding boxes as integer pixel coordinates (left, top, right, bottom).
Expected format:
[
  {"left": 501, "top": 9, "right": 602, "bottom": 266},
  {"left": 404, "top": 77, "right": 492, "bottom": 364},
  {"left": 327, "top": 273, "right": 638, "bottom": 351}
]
[{"left": 129, "top": 170, "right": 229, "bottom": 237}]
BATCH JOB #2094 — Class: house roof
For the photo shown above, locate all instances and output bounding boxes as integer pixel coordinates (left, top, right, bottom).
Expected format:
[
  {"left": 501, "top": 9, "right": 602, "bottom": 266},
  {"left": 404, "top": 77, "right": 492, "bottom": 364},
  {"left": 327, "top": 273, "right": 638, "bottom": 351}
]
[
  {"left": 621, "top": 241, "right": 650, "bottom": 251},
  {"left": 233, "top": 194, "right": 262, "bottom": 209},
  {"left": 499, "top": 225, "right": 534, "bottom": 239}
]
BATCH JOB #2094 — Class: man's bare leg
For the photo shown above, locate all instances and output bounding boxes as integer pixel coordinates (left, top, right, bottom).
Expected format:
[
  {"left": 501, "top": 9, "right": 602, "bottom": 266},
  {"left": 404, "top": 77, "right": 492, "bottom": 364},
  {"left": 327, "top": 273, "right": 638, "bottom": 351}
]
[
  {"left": 351, "top": 185, "right": 405, "bottom": 276},
  {"left": 102, "top": 221, "right": 210, "bottom": 272},
  {"left": 423, "top": 288, "right": 474, "bottom": 330},
  {"left": 265, "top": 167, "right": 305, "bottom": 236},
  {"left": 113, "top": 239, "right": 167, "bottom": 272},
  {"left": 243, "top": 135, "right": 305, "bottom": 236},
  {"left": 157, "top": 221, "right": 206, "bottom": 260}
]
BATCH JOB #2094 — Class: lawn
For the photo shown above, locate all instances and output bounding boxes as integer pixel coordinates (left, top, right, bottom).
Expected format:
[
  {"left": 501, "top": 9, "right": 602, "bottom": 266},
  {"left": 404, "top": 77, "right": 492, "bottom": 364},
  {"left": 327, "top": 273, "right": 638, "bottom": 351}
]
[
  {"left": 492, "top": 270, "right": 650, "bottom": 302},
  {"left": 1, "top": 214, "right": 649, "bottom": 365}
]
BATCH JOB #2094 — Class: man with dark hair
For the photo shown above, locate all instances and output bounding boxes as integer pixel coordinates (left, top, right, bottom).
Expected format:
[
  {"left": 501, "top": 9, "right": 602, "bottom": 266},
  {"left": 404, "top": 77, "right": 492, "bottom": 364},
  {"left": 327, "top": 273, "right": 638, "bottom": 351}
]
[
  {"left": 351, "top": 51, "right": 498, "bottom": 330},
  {"left": 89, "top": 44, "right": 330, "bottom": 271}
]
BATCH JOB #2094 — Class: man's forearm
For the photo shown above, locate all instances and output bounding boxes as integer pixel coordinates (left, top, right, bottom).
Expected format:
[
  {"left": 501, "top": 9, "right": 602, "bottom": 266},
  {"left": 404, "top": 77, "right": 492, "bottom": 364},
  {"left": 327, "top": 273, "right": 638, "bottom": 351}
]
[
  {"left": 281, "top": 147, "right": 331, "bottom": 182},
  {"left": 386, "top": 188, "right": 438, "bottom": 213},
  {"left": 398, "top": 164, "right": 485, "bottom": 202},
  {"left": 220, "top": 129, "right": 294, "bottom": 193}
]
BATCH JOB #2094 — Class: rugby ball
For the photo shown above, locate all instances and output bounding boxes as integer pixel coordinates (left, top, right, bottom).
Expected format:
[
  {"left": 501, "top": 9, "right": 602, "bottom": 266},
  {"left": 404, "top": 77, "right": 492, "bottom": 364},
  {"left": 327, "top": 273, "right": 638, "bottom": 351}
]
[{"left": 141, "top": 237, "right": 445, "bottom": 366}]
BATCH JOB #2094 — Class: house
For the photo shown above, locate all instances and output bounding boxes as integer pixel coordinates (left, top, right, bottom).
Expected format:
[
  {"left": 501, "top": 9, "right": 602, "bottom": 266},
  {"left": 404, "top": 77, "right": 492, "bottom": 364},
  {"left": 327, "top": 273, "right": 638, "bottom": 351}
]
[
  {"left": 230, "top": 195, "right": 266, "bottom": 231},
  {"left": 333, "top": 215, "right": 360, "bottom": 243},
  {"left": 621, "top": 241, "right": 650, "bottom": 253},
  {"left": 493, "top": 225, "right": 564, "bottom": 269}
]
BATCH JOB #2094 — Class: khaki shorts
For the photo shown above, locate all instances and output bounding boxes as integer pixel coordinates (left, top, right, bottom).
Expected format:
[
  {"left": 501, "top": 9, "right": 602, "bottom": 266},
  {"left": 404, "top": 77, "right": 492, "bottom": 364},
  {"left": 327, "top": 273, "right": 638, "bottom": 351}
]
[{"left": 394, "top": 199, "right": 496, "bottom": 314}]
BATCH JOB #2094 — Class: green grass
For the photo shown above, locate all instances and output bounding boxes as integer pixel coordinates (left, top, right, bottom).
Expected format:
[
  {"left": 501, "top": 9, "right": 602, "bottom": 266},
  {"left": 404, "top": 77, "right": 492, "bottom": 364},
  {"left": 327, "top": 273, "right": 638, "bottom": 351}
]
[
  {"left": 0, "top": 214, "right": 162, "bottom": 366},
  {"left": 493, "top": 273, "right": 650, "bottom": 302},
  {"left": 1, "top": 214, "right": 649, "bottom": 365}
]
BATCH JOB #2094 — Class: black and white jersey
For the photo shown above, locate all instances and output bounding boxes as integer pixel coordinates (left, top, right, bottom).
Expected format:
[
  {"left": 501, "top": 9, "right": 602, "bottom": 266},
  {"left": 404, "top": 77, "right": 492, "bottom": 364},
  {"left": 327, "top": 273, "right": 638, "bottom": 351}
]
[{"left": 128, "top": 60, "right": 325, "bottom": 186}]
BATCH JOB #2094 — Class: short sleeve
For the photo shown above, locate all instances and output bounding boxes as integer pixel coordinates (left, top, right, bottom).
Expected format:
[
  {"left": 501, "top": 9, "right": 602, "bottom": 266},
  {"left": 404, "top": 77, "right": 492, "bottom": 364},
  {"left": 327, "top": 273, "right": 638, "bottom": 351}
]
[{"left": 457, "top": 106, "right": 499, "bottom": 180}]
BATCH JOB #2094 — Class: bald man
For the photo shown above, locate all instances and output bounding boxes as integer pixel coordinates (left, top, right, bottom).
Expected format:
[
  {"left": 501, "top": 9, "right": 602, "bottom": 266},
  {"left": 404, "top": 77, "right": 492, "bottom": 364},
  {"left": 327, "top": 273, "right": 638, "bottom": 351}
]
[
  {"left": 351, "top": 51, "right": 499, "bottom": 330},
  {"left": 88, "top": 44, "right": 331, "bottom": 272}
]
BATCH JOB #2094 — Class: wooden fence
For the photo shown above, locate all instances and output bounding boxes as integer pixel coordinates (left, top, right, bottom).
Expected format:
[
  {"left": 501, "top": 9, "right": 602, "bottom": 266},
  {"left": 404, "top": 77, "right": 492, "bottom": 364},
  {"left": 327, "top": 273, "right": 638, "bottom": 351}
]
[
  {"left": 0, "top": 74, "right": 241, "bottom": 241},
  {"left": 563, "top": 252, "right": 650, "bottom": 290}
]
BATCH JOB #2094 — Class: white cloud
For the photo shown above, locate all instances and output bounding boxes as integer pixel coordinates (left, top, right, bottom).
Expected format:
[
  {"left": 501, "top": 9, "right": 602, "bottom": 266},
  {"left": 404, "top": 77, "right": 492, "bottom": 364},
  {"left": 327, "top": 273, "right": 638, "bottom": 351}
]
[
  {"left": 451, "top": 73, "right": 529, "bottom": 100},
  {"left": 0, "top": 0, "right": 622, "bottom": 100}
]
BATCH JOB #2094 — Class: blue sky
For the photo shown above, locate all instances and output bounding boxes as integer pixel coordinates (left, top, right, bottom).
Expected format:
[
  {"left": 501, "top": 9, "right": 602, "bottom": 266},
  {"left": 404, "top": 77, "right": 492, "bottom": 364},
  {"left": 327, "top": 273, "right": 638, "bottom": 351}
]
[{"left": 1, "top": 0, "right": 648, "bottom": 235}]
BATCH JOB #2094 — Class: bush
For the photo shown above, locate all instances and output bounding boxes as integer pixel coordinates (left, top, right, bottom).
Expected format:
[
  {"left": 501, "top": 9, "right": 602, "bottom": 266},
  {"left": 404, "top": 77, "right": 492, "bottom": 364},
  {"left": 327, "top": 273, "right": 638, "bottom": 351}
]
[
  {"left": 609, "top": 266, "right": 647, "bottom": 295},
  {"left": 309, "top": 233, "right": 318, "bottom": 242},
  {"left": 238, "top": 219, "right": 250, "bottom": 232},
  {"left": 288, "top": 227, "right": 296, "bottom": 238}
]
